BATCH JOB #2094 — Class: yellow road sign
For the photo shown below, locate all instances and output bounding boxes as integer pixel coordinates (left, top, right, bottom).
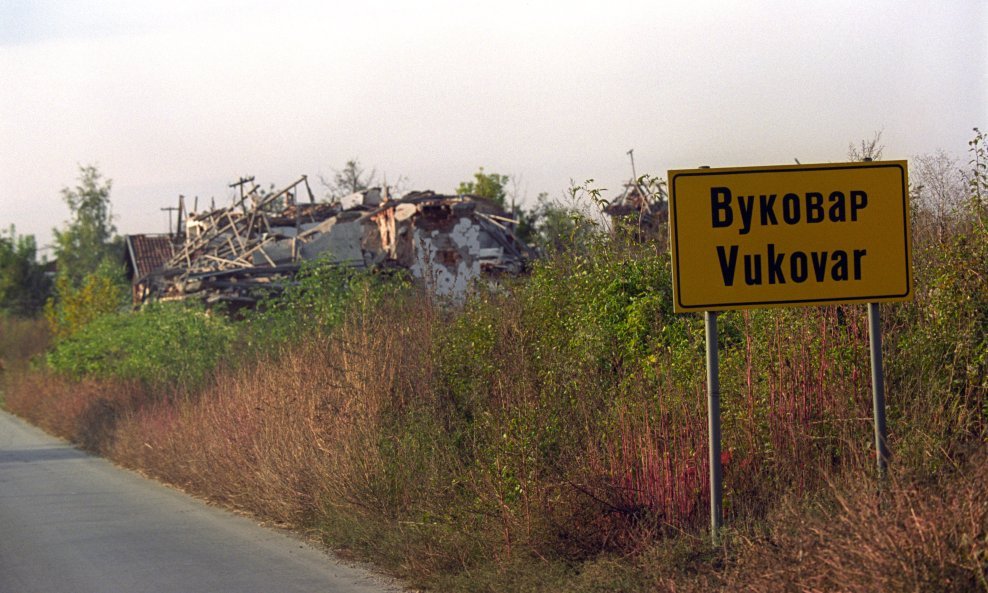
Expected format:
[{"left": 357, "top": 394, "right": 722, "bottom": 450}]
[{"left": 668, "top": 161, "right": 911, "bottom": 312}]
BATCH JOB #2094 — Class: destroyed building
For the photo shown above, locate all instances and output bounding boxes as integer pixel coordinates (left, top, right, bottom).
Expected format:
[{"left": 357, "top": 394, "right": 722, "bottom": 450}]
[
  {"left": 603, "top": 178, "right": 668, "bottom": 243},
  {"left": 128, "top": 176, "right": 534, "bottom": 307},
  {"left": 124, "top": 234, "right": 177, "bottom": 304}
]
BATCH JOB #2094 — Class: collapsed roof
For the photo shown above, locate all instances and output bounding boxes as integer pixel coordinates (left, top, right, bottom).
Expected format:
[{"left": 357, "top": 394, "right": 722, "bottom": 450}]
[
  {"left": 138, "top": 176, "right": 534, "bottom": 307},
  {"left": 124, "top": 234, "right": 175, "bottom": 282},
  {"left": 603, "top": 178, "right": 668, "bottom": 241}
]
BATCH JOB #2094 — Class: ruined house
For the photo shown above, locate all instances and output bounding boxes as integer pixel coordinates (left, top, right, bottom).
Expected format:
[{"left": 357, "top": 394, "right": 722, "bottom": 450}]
[
  {"left": 123, "top": 233, "right": 177, "bottom": 303},
  {"left": 131, "top": 176, "right": 534, "bottom": 307},
  {"left": 603, "top": 178, "right": 668, "bottom": 243}
]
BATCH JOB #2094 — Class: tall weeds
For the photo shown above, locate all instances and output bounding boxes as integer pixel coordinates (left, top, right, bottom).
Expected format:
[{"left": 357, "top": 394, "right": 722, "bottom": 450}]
[
  {"left": 704, "top": 452, "right": 988, "bottom": 593},
  {"left": 0, "top": 315, "right": 49, "bottom": 374}
]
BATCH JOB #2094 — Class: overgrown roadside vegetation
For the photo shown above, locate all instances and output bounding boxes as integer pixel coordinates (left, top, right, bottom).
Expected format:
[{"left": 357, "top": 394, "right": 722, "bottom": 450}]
[
  {"left": 0, "top": 316, "right": 49, "bottom": 406},
  {"left": 3, "top": 137, "right": 986, "bottom": 592}
]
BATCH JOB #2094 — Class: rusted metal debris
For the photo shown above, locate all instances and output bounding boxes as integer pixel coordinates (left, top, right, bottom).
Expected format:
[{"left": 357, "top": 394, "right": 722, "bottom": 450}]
[{"left": 137, "top": 176, "right": 534, "bottom": 307}]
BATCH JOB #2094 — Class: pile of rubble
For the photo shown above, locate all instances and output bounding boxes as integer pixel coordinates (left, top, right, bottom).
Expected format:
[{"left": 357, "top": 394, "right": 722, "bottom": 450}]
[
  {"left": 137, "top": 176, "right": 534, "bottom": 307},
  {"left": 603, "top": 178, "right": 668, "bottom": 242}
]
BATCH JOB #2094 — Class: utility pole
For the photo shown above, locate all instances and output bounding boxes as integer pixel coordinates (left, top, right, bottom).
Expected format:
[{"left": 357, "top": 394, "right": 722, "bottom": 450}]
[{"left": 160, "top": 206, "right": 180, "bottom": 236}]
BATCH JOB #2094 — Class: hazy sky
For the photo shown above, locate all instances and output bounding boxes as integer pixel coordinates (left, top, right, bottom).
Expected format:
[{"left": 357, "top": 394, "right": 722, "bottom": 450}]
[{"left": 1, "top": 0, "right": 985, "bottom": 254}]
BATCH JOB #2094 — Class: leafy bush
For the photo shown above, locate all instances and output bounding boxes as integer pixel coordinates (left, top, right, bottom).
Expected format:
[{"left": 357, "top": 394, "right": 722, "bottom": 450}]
[
  {"left": 44, "top": 264, "right": 128, "bottom": 341},
  {"left": 244, "top": 259, "right": 410, "bottom": 350},
  {"left": 887, "top": 198, "right": 988, "bottom": 472},
  {"left": 47, "top": 301, "right": 234, "bottom": 388}
]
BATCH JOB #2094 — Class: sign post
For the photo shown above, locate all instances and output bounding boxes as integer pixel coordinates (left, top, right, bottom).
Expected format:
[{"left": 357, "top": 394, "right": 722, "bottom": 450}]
[
  {"left": 668, "top": 161, "right": 911, "bottom": 542},
  {"left": 868, "top": 303, "right": 889, "bottom": 477},
  {"left": 705, "top": 311, "right": 722, "bottom": 544}
]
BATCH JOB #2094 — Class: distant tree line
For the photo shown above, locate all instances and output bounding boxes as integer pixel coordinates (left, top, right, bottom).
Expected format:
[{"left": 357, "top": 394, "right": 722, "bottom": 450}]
[
  {"left": 0, "top": 227, "right": 50, "bottom": 317},
  {"left": 0, "top": 163, "right": 126, "bottom": 345}
]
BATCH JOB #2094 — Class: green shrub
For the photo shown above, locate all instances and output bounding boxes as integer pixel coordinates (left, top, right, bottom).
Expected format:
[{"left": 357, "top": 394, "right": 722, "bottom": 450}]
[
  {"left": 47, "top": 301, "right": 234, "bottom": 388},
  {"left": 520, "top": 243, "right": 698, "bottom": 389},
  {"left": 887, "top": 200, "right": 988, "bottom": 471},
  {"left": 244, "top": 259, "right": 410, "bottom": 350},
  {"left": 44, "top": 264, "right": 128, "bottom": 341}
]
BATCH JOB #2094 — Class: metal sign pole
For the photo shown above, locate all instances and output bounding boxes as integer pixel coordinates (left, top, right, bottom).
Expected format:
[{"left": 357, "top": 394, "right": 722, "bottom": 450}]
[
  {"left": 705, "top": 311, "right": 723, "bottom": 544},
  {"left": 867, "top": 303, "right": 889, "bottom": 477}
]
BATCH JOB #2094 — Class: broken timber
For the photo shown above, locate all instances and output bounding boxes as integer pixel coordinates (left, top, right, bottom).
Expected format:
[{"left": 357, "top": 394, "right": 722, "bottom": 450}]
[{"left": 141, "top": 176, "right": 534, "bottom": 307}]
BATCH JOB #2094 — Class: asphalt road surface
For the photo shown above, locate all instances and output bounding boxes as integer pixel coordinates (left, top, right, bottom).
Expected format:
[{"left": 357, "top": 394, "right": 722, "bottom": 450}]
[{"left": 0, "top": 410, "right": 402, "bottom": 593}]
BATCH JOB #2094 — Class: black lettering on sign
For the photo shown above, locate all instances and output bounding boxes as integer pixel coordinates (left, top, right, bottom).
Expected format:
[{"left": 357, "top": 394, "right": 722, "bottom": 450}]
[
  {"left": 717, "top": 245, "right": 738, "bottom": 286},
  {"left": 712, "top": 245, "right": 869, "bottom": 287},
  {"left": 782, "top": 193, "right": 800, "bottom": 224},
  {"left": 744, "top": 254, "right": 762, "bottom": 285},
  {"left": 850, "top": 191, "right": 868, "bottom": 221},
  {"left": 829, "top": 192, "right": 846, "bottom": 221},
  {"left": 811, "top": 251, "right": 829, "bottom": 281},
  {"left": 708, "top": 187, "right": 870, "bottom": 232},
  {"left": 853, "top": 249, "right": 867, "bottom": 279},
  {"left": 806, "top": 192, "right": 824, "bottom": 223},
  {"left": 767, "top": 243, "right": 786, "bottom": 284},
  {"left": 790, "top": 251, "right": 808, "bottom": 283},
  {"left": 831, "top": 250, "right": 849, "bottom": 280},
  {"left": 711, "top": 187, "right": 733, "bottom": 228},
  {"left": 760, "top": 194, "right": 779, "bottom": 226},
  {"left": 738, "top": 195, "right": 755, "bottom": 235}
]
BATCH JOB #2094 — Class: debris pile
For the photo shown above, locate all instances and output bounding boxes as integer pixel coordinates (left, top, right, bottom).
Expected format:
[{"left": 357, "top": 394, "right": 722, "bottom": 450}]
[
  {"left": 603, "top": 178, "right": 668, "bottom": 242},
  {"left": 138, "top": 176, "right": 534, "bottom": 306},
  {"left": 124, "top": 234, "right": 176, "bottom": 303}
]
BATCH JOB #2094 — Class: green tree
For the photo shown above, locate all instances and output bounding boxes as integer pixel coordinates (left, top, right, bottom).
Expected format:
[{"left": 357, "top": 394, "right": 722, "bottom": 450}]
[
  {"left": 456, "top": 167, "right": 509, "bottom": 209},
  {"left": 526, "top": 185, "right": 602, "bottom": 253},
  {"left": 52, "top": 165, "right": 122, "bottom": 288},
  {"left": 0, "top": 226, "right": 52, "bottom": 317},
  {"left": 454, "top": 167, "right": 601, "bottom": 252}
]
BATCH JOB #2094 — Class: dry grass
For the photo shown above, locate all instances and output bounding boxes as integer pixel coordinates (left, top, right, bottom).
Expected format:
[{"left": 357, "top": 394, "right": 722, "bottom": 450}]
[
  {"left": 108, "top": 297, "right": 438, "bottom": 530},
  {"left": 702, "top": 452, "right": 988, "bottom": 593},
  {"left": 4, "top": 368, "right": 145, "bottom": 453},
  {"left": 0, "top": 316, "right": 49, "bottom": 375}
]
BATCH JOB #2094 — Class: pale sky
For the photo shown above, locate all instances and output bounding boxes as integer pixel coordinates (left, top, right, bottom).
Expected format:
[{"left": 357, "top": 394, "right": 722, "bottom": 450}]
[{"left": 1, "top": 0, "right": 985, "bottom": 255}]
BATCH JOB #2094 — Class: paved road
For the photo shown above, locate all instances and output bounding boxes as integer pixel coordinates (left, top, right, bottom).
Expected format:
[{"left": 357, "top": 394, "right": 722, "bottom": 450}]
[{"left": 0, "top": 410, "right": 401, "bottom": 593}]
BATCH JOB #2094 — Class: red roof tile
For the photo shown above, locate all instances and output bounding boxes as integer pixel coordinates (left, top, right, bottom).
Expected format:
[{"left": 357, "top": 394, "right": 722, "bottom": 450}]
[{"left": 126, "top": 234, "right": 175, "bottom": 281}]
